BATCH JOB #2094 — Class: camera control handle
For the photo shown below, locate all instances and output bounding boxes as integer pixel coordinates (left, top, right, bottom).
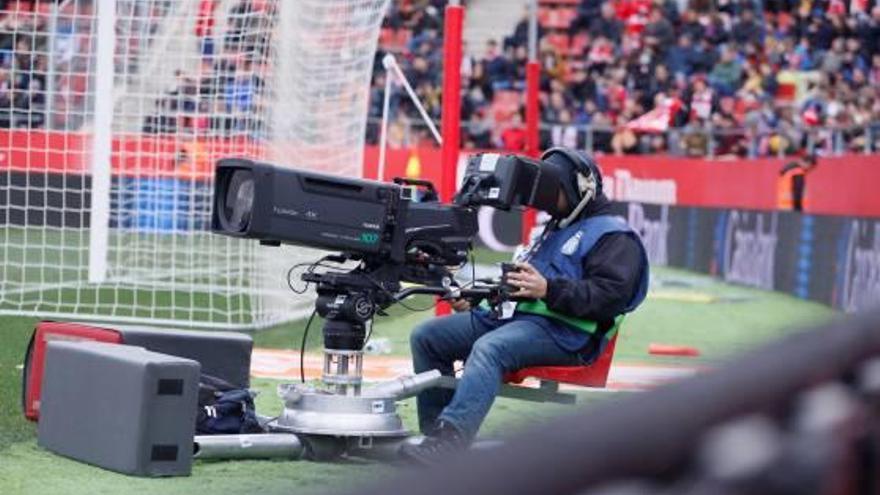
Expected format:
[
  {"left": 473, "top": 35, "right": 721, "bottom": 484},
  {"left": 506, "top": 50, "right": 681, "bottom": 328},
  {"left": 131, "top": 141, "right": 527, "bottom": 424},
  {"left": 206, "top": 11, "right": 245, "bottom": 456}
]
[{"left": 394, "top": 285, "right": 499, "bottom": 304}]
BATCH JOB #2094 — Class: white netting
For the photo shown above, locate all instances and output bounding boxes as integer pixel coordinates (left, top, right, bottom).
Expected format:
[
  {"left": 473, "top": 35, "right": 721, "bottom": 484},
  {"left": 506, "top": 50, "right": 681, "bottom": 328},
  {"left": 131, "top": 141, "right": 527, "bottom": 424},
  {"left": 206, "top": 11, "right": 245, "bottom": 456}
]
[{"left": 0, "top": 0, "right": 390, "bottom": 329}]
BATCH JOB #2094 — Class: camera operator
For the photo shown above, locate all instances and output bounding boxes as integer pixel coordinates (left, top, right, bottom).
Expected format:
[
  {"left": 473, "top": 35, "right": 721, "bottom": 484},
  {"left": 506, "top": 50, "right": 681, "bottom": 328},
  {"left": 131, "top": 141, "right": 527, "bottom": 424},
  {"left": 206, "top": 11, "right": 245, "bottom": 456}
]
[{"left": 401, "top": 148, "right": 649, "bottom": 465}]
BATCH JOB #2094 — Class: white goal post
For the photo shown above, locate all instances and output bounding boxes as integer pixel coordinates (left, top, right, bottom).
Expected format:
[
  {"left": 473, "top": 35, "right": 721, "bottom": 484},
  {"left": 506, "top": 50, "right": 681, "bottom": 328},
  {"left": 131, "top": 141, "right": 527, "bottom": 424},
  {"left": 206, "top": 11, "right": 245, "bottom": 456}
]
[{"left": 0, "top": 0, "right": 391, "bottom": 329}]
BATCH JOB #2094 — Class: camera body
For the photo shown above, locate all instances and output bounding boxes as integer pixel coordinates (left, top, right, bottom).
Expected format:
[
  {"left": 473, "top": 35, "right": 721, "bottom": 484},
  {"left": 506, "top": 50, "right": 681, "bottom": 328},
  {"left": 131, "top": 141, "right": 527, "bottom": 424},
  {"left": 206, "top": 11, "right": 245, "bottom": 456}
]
[
  {"left": 212, "top": 158, "right": 475, "bottom": 272},
  {"left": 213, "top": 159, "right": 403, "bottom": 257},
  {"left": 211, "top": 152, "right": 576, "bottom": 290}
]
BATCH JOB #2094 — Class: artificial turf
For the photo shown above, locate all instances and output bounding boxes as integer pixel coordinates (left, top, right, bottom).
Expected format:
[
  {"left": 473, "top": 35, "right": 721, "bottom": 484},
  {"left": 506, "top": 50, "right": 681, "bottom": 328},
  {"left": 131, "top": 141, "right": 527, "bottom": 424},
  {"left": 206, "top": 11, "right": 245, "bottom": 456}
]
[{"left": 0, "top": 267, "right": 835, "bottom": 494}]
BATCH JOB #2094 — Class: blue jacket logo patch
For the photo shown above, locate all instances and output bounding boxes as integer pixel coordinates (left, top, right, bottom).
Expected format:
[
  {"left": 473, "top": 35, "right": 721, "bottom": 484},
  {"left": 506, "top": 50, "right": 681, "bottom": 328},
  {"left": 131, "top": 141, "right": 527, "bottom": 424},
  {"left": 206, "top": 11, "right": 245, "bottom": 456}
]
[{"left": 561, "top": 232, "right": 582, "bottom": 255}]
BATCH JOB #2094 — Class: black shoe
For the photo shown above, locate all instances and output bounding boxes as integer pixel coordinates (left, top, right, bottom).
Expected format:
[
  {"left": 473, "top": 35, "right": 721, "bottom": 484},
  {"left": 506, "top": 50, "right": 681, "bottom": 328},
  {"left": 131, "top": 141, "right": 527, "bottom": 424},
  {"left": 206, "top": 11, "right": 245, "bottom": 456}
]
[{"left": 399, "top": 420, "right": 467, "bottom": 466}]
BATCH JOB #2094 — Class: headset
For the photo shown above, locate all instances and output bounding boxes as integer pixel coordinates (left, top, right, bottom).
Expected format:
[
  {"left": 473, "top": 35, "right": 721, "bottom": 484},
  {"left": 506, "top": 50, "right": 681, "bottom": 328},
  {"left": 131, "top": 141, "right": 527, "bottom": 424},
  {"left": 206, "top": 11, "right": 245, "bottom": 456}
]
[{"left": 539, "top": 147, "right": 603, "bottom": 228}]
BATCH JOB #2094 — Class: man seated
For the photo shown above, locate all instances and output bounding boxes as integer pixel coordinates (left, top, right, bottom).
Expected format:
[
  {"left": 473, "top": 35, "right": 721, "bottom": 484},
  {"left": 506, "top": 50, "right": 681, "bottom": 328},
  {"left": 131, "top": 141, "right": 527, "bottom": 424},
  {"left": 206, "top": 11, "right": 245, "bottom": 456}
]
[{"left": 400, "top": 148, "right": 650, "bottom": 465}]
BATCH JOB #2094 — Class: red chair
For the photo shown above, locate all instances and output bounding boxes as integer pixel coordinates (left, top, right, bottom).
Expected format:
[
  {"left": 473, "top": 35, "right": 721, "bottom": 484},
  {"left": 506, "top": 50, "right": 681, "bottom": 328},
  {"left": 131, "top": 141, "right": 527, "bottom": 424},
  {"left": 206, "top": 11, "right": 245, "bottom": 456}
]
[
  {"left": 500, "top": 335, "right": 618, "bottom": 403},
  {"left": 505, "top": 335, "right": 617, "bottom": 389},
  {"left": 436, "top": 335, "right": 619, "bottom": 404}
]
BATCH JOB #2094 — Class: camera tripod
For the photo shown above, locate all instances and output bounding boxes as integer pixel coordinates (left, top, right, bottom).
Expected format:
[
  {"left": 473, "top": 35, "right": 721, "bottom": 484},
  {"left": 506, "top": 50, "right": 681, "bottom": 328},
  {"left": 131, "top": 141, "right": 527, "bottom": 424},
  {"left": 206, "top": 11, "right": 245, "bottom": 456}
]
[{"left": 194, "top": 262, "right": 502, "bottom": 462}]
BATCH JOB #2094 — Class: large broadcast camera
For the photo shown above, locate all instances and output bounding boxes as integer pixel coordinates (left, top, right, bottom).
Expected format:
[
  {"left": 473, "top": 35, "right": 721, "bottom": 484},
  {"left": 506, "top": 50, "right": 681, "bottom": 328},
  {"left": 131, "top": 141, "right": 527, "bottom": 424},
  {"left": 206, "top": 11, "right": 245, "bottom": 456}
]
[
  {"left": 213, "top": 154, "right": 561, "bottom": 279},
  {"left": 211, "top": 153, "right": 565, "bottom": 459}
]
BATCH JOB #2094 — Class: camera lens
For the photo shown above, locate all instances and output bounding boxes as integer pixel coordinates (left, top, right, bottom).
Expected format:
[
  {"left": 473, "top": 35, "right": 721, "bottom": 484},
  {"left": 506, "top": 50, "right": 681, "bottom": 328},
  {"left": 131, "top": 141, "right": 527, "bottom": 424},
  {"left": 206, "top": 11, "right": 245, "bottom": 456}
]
[{"left": 219, "top": 169, "right": 254, "bottom": 232}]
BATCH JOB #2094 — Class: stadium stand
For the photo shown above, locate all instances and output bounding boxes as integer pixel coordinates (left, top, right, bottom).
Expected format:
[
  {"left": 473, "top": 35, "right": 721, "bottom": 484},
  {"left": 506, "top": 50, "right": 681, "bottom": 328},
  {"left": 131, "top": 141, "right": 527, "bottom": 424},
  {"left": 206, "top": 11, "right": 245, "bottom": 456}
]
[
  {"left": 1, "top": 0, "right": 879, "bottom": 157},
  {"left": 0, "top": 0, "right": 180, "bottom": 130},
  {"left": 369, "top": 0, "right": 880, "bottom": 157}
]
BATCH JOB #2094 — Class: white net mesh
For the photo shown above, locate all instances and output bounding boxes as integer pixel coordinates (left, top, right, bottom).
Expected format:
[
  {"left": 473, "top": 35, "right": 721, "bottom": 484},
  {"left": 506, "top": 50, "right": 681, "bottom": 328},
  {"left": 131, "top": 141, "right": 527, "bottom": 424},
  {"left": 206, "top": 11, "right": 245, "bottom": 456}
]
[{"left": 0, "top": 0, "right": 390, "bottom": 329}]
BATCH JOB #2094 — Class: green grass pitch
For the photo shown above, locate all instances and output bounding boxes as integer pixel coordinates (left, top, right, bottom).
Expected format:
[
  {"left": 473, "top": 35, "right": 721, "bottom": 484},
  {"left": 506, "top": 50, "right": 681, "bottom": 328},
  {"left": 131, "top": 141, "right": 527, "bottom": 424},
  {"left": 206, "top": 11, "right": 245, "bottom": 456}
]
[{"left": 0, "top": 266, "right": 835, "bottom": 495}]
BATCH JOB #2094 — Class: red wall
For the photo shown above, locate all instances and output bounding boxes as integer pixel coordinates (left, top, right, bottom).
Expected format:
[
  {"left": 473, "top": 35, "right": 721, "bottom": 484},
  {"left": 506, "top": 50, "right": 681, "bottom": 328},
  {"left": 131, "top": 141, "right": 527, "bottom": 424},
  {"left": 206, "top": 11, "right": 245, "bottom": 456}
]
[
  {"left": 801, "top": 155, "right": 880, "bottom": 217},
  {"left": 598, "top": 156, "right": 780, "bottom": 211},
  {"left": 599, "top": 155, "right": 880, "bottom": 217},
  {"left": 0, "top": 130, "right": 254, "bottom": 178},
  {"left": 1, "top": 130, "right": 878, "bottom": 217},
  {"left": 364, "top": 147, "right": 880, "bottom": 218}
]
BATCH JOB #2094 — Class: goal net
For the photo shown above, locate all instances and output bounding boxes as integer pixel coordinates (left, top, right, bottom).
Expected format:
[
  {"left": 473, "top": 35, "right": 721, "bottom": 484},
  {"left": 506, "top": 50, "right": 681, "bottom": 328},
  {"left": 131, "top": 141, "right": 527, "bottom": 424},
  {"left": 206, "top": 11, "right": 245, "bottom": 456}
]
[{"left": 0, "top": 0, "right": 390, "bottom": 329}]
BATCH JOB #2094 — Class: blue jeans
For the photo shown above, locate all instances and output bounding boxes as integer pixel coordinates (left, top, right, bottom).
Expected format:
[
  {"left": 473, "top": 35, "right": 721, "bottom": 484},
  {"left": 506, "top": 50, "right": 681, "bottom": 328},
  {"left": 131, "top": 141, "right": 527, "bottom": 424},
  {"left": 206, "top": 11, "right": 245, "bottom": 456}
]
[{"left": 410, "top": 311, "right": 582, "bottom": 439}]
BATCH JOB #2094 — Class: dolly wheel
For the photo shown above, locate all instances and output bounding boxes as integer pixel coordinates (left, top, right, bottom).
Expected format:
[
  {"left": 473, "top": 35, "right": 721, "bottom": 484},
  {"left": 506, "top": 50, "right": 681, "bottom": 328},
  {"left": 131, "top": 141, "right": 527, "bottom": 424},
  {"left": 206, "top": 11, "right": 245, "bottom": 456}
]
[{"left": 302, "top": 435, "right": 347, "bottom": 461}]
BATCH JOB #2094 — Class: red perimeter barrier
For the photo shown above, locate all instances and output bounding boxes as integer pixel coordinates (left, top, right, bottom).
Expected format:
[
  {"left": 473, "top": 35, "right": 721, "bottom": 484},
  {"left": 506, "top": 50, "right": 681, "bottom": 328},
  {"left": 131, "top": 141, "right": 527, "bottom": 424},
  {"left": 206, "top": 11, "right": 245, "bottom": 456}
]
[
  {"left": 0, "top": 130, "right": 254, "bottom": 178},
  {"left": 1, "top": 130, "right": 878, "bottom": 218},
  {"left": 365, "top": 148, "right": 880, "bottom": 218}
]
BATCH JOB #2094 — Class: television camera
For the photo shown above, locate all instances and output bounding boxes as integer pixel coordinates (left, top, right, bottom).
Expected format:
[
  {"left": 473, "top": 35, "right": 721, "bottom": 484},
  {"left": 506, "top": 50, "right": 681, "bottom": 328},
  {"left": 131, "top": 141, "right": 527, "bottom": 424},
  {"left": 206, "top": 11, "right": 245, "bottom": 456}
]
[{"left": 211, "top": 153, "right": 566, "bottom": 460}]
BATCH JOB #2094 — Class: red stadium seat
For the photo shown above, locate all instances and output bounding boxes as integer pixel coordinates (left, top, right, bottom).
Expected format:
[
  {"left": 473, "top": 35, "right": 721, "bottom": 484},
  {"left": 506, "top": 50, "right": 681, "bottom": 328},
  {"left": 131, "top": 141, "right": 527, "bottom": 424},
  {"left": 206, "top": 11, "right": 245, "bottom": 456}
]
[
  {"left": 504, "top": 335, "right": 618, "bottom": 390},
  {"left": 545, "top": 33, "right": 570, "bottom": 53},
  {"left": 561, "top": 7, "right": 578, "bottom": 26},
  {"left": 380, "top": 28, "right": 411, "bottom": 53},
  {"left": 394, "top": 29, "right": 412, "bottom": 50},
  {"left": 776, "top": 82, "right": 797, "bottom": 102},
  {"left": 379, "top": 27, "right": 394, "bottom": 46},
  {"left": 540, "top": 7, "right": 577, "bottom": 30},
  {"left": 776, "top": 11, "right": 794, "bottom": 30},
  {"left": 734, "top": 98, "right": 756, "bottom": 121},
  {"left": 490, "top": 90, "right": 521, "bottom": 124},
  {"left": 569, "top": 32, "right": 590, "bottom": 56},
  {"left": 9, "top": 1, "right": 34, "bottom": 13},
  {"left": 71, "top": 74, "right": 88, "bottom": 93},
  {"left": 538, "top": 8, "right": 550, "bottom": 26}
]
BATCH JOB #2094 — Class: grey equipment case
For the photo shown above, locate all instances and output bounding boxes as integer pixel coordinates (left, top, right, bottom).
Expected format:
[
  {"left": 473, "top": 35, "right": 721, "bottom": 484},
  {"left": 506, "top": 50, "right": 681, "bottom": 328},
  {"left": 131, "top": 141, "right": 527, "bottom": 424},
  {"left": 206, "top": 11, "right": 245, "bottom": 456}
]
[
  {"left": 37, "top": 341, "right": 200, "bottom": 477},
  {"left": 91, "top": 323, "right": 253, "bottom": 388}
]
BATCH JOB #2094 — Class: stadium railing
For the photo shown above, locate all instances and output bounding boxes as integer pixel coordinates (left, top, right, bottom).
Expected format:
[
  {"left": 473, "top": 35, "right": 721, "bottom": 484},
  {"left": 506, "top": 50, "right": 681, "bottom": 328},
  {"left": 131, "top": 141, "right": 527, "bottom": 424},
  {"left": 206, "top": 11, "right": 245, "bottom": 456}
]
[{"left": 366, "top": 117, "right": 880, "bottom": 158}]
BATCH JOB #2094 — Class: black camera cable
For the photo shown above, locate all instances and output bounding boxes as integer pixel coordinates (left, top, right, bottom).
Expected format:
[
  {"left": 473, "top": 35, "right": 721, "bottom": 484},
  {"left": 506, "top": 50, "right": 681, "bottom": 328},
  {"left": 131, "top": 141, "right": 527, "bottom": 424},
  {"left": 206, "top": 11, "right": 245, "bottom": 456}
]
[
  {"left": 469, "top": 250, "right": 478, "bottom": 335},
  {"left": 286, "top": 255, "right": 348, "bottom": 384},
  {"left": 299, "top": 308, "right": 317, "bottom": 384},
  {"left": 286, "top": 256, "right": 348, "bottom": 295}
]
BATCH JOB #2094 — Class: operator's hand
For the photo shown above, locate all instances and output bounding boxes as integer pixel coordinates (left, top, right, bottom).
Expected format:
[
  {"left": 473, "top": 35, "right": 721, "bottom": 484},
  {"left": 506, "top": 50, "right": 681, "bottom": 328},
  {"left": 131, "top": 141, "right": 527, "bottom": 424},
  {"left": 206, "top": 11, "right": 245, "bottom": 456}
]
[
  {"left": 507, "top": 262, "right": 548, "bottom": 299},
  {"left": 450, "top": 298, "right": 471, "bottom": 312}
]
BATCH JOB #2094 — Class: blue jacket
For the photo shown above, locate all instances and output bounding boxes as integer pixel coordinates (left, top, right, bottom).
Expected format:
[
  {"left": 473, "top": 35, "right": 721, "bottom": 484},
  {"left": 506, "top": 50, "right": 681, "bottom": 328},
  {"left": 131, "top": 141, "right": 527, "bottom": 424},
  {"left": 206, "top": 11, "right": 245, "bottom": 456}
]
[
  {"left": 478, "top": 214, "right": 649, "bottom": 362},
  {"left": 526, "top": 214, "right": 648, "bottom": 315}
]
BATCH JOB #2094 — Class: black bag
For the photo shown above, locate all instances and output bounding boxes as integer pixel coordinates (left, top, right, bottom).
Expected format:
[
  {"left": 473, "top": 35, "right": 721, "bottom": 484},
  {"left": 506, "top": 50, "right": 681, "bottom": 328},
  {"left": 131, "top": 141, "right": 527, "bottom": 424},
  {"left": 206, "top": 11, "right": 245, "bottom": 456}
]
[{"left": 196, "top": 374, "right": 264, "bottom": 435}]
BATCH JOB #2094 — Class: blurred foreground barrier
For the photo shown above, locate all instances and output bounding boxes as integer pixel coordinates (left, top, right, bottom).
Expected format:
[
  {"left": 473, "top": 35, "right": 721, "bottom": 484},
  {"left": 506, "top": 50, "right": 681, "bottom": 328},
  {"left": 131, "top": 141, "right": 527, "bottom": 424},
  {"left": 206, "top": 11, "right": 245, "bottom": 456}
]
[{"left": 352, "top": 309, "right": 880, "bottom": 495}]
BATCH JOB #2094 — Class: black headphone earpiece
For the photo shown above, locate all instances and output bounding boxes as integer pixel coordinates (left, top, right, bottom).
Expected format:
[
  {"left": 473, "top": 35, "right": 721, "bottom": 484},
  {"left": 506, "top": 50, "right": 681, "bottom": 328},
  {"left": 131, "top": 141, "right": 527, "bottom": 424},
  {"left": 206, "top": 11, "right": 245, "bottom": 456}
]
[
  {"left": 540, "top": 147, "right": 603, "bottom": 199},
  {"left": 539, "top": 147, "right": 603, "bottom": 227}
]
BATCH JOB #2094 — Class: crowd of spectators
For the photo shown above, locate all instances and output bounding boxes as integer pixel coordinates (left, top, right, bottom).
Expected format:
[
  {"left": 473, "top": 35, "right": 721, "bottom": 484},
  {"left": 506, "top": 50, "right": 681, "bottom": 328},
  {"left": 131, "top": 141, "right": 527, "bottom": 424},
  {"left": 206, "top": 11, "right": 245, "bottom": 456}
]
[
  {"left": 1, "top": 0, "right": 879, "bottom": 158},
  {"left": 371, "top": 0, "right": 880, "bottom": 157},
  {"left": 0, "top": 0, "right": 178, "bottom": 131},
  {"left": 0, "top": 2, "right": 50, "bottom": 129},
  {"left": 366, "top": 0, "right": 458, "bottom": 146},
  {"left": 0, "top": 0, "right": 270, "bottom": 135},
  {"left": 142, "top": 0, "right": 274, "bottom": 137}
]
